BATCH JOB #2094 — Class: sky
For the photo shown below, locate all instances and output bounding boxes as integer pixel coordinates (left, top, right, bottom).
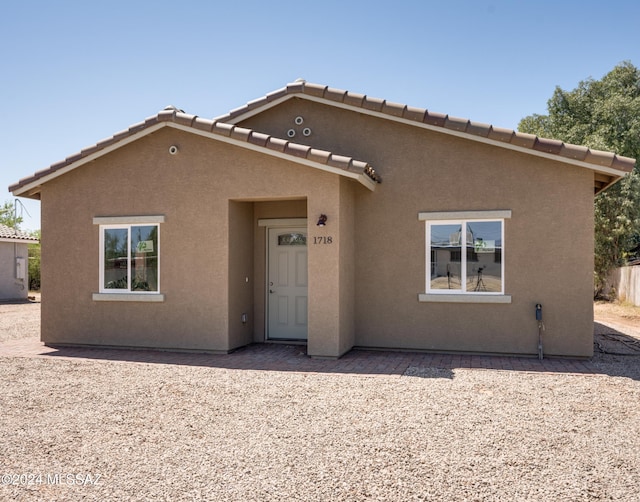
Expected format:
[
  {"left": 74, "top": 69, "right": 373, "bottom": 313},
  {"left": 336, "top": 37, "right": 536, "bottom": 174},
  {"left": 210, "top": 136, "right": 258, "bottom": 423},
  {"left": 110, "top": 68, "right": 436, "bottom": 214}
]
[{"left": 2, "top": 0, "right": 640, "bottom": 232}]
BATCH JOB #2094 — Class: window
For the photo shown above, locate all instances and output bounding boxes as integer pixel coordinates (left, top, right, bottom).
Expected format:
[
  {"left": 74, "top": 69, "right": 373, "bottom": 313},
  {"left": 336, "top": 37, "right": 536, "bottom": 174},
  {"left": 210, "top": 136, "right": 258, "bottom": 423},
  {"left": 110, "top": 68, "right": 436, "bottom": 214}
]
[
  {"left": 418, "top": 211, "right": 511, "bottom": 303},
  {"left": 93, "top": 216, "right": 164, "bottom": 301}
]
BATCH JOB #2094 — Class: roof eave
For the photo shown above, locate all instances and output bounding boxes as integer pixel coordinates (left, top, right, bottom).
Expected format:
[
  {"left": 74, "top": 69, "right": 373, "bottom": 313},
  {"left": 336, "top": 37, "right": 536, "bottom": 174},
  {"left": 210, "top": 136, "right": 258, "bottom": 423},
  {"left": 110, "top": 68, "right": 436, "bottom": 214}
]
[
  {"left": 0, "top": 237, "right": 39, "bottom": 243},
  {"left": 224, "top": 86, "right": 634, "bottom": 194},
  {"left": 11, "top": 121, "right": 378, "bottom": 198}
]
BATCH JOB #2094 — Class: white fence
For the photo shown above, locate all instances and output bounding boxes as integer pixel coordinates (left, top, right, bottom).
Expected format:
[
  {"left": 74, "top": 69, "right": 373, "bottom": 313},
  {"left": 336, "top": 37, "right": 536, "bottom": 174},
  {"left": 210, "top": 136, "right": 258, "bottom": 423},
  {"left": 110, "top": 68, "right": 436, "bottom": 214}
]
[{"left": 610, "top": 266, "right": 640, "bottom": 306}]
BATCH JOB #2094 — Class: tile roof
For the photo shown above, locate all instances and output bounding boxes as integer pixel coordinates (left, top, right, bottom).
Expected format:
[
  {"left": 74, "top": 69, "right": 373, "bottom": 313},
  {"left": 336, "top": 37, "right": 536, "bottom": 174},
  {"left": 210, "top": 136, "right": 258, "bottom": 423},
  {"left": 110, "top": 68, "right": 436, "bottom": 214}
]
[
  {"left": 9, "top": 80, "right": 635, "bottom": 197},
  {"left": 0, "top": 224, "right": 38, "bottom": 242},
  {"left": 216, "top": 80, "right": 636, "bottom": 193},
  {"left": 9, "top": 105, "right": 381, "bottom": 198}
]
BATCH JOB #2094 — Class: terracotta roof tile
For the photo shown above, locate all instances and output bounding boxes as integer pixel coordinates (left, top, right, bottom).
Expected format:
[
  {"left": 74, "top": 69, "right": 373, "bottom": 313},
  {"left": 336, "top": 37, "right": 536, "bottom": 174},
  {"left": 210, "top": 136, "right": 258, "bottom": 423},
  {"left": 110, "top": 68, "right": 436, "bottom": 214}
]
[
  {"left": 144, "top": 115, "right": 160, "bottom": 126},
  {"left": 157, "top": 108, "right": 176, "bottom": 121},
  {"left": 487, "top": 126, "right": 514, "bottom": 143},
  {"left": 444, "top": 115, "right": 469, "bottom": 132},
  {"left": 128, "top": 120, "right": 148, "bottom": 134},
  {"left": 112, "top": 129, "right": 131, "bottom": 142},
  {"left": 303, "top": 83, "right": 327, "bottom": 98},
  {"left": 585, "top": 149, "right": 615, "bottom": 167},
  {"left": 95, "top": 136, "right": 118, "bottom": 149},
  {"left": 466, "top": 121, "right": 491, "bottom": 138},
  {"left": 423, "top": 111, "right": 447, "bottom": 127},
  {"left": 327, "top": 154, "right": 352, "bottom": 170},
  {"left": 65, "top": 152, "right": 83, "bottom": 164},
  {"left": 193, "top": 117, "right": 215, "bottom": 132},
  {"left": 266, "top": 137, "right": 288, "bottom": 152},
  {"left": 382, "top": 101, "right": 406, "bottom": 117},
  {"left": 286, "top": 80, "right": 305, "bottom": 93},
  {"left": 284, "top": 142, "right": 310, "bottom": 158},
  {"left": 612, "top": 155, "right": 636, "bottom": 172},
  {"left": 403, "top": 106, "right": 427, "bottom": 122},
  {"left": 227, "top": 105, "right": 250, "bottom": 119},
  {"left": 0, "top": 224, "right": 37, "bottom": 241},
  {"left": 248, "top": 131, "right": 270, "bottom": 148},
  {"left": 510, "top": 132, "right": 537, "bottom": 149},
  {"left": 307, "top": 148, "right": 331, "bottom": 164},
  {"left": 174, "top": 113, "right": 197, "bottom": 127},
  {"left": 245, "top": 97, "right": 268, "bottom": 111},
  {"left": 362, "top": 96, "right": 385, "bottom": 112},
  {"left": 229, "top": 126, "right": 251, "bottom": 143},
  {"left": 558, "top": 143, "right": 589, "bottom": 161},
  {"left": 80, "top": 144, "right": 101, "bottom": 157},
  {"left": 533, "top": 137, "right": 564, "bottom": 155},
  {"left": 343, "top": 91, "right": 365, "bottom": 107},
  {"left": 212, "top": 122, "right": 233, "bottom": 136},
  {"left": 265, "top": 88, "right": 287, "bottom": 102},
  {"left": 324, "top": 86, "right": 346, "bottom": 103},
  {"left": 350, "top": 159, "right": 369, "bottom": 171}
]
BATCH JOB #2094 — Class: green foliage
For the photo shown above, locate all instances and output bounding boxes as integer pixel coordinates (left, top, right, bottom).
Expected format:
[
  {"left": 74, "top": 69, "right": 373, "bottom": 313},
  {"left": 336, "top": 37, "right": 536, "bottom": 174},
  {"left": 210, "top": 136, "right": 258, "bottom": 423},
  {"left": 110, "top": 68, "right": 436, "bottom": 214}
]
[
  {"left": 0, "top": 200, "right": 23, "bottom": 228},
  {"left": 28, "top": 231, "right": 41, "bottom": 291},
  {"left": 518, "top": 62, "right": 640, "bottom": 298}
]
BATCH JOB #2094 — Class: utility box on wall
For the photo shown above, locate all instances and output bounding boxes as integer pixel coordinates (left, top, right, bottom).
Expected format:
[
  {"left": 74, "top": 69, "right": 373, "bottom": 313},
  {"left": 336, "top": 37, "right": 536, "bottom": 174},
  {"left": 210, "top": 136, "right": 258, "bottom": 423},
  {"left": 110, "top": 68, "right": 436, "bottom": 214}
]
[{"left": 16, "top": 257, "right": 26, "bottom": 280}]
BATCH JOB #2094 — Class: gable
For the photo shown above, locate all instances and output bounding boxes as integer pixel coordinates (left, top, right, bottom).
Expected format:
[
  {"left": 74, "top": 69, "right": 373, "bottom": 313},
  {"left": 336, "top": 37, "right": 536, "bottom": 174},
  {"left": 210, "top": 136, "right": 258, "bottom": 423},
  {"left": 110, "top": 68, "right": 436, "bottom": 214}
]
[
  {"left": 9, "top": 107, "right": 380, "bottom": 200},
  {"left": 9, "top": 81, "right": 635, "bottom": 199},
  {"left": 217, "top": 80, "right": 635, "bottom": 194}
]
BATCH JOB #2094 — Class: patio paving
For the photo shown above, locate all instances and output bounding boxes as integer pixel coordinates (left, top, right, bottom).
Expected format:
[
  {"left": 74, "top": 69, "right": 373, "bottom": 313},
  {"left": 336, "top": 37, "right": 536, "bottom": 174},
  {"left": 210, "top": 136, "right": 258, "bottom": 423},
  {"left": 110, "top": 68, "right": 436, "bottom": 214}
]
[{"left": 0, "top": 336, "right": 597, "bottom": 377}]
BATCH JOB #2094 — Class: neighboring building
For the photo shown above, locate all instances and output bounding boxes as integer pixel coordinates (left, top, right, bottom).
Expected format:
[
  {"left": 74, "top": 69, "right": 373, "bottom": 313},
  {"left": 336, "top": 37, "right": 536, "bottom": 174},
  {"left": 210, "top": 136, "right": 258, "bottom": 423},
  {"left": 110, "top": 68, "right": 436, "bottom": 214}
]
[
  {"left": 9, "top": 81, "right": 636, "bottom": 357},
  {"left": 0, "top": 223, "right": 38, "bottom": 301}
]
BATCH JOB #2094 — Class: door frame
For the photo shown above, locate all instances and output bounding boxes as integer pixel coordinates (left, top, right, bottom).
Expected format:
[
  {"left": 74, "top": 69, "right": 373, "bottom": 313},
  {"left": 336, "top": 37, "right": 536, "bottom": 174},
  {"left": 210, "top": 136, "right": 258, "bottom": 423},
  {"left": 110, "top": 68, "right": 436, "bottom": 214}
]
[{"left": 258, "top": 218, "right": 308, "bottom": 341}]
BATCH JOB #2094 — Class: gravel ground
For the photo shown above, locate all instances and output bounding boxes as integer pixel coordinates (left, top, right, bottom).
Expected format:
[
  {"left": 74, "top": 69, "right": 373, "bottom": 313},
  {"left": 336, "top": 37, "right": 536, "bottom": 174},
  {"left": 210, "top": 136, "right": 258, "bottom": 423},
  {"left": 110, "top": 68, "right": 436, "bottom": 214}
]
[{"left": 1, "top": 300, "right": 640, "bottom": 501}]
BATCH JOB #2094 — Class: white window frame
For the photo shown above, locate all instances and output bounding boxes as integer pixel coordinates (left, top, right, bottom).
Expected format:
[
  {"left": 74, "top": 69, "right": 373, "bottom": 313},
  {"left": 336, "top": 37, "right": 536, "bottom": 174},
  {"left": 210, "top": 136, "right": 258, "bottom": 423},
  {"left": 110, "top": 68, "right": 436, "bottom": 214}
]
[
  {"left": 418, "top": 210, "right": 511, "bottom": 304},
  {"left": 92, "top": 215, "right": 165, "bottom": 302}
]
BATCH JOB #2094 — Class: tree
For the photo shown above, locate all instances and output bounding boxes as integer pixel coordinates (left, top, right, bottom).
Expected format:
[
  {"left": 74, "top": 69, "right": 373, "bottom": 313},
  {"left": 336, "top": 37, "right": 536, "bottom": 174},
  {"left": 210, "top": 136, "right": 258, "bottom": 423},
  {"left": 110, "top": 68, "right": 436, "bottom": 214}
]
[
  {"left": 518, "top": 62, "right": 640, "bottom": 298},
  {"left": 0, "top": 200, "right": 23, "bottom": 228},
  {"left": 28, "top": 230, "right": 41, "bottom": 291}
]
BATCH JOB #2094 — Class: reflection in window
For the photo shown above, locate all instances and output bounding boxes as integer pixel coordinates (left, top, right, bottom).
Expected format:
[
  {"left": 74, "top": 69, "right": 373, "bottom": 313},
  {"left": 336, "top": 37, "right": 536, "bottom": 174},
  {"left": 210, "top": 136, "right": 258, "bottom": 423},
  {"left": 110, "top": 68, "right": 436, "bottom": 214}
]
[
  {"left": 278, "top": 233, "right": 307, "bottom": 246},
  {"left": 466, "top": 221, "right": 502, "bottom": 292},
  {"left": 102, "top": 224, "right": 159, "bottom": 292},
  {"left": 430, "top": 224, "right": 462, "bottom": 290},
  {"left": 428, "top": 220, "right": 503, "bottom": 294},
  {"left": 104, "top": 228, "right": 128, "bottom": 290}
]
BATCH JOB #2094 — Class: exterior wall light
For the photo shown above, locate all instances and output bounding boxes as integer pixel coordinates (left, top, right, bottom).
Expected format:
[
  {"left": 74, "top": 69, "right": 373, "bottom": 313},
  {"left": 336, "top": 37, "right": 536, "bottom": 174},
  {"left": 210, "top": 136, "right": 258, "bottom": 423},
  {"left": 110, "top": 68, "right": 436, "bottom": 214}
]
[{"left": 317, "top": 214, "right": 328, "bottom": 227}]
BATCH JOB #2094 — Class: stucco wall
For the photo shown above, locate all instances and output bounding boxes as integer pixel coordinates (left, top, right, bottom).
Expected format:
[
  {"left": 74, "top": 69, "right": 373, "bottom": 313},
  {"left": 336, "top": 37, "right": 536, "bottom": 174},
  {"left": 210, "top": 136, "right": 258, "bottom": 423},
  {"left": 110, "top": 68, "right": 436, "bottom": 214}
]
[
  {"left": 0, "top": 242, "right": 29, "bottom": 300},
  {"left": 40, "top": 128, "right": 359, "bottom": 353},
  {"left": 241, "top": 98, "right": 595, "bottom": 357},
  {"left": 38, "top": 96, "right": 597, "bottom": 357}
]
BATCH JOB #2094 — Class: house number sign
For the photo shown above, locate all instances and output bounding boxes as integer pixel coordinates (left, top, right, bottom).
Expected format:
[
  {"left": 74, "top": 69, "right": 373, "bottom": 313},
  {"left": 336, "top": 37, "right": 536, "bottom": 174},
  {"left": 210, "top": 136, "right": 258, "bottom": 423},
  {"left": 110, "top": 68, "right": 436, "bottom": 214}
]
[{"left": 313, "top": 236, "right": 333, "bottom": 244}]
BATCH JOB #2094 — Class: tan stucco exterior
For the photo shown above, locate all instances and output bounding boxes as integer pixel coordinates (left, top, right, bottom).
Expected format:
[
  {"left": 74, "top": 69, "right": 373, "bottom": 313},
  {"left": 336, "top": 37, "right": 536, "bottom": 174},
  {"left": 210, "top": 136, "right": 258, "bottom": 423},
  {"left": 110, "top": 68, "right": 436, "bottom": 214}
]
[
  {"left": 239, "top": 97, "right": 595, "bottom": 357},
  {"left": 13, "top": 85, "right": 627, "bottom": 358}
]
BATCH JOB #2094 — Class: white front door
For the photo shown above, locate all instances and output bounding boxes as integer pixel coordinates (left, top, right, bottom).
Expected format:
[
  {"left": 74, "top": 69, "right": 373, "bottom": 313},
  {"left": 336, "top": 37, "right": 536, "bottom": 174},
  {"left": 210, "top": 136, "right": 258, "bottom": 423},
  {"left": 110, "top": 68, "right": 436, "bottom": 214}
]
[{"left": 267, "top": 227, "right": 308, "bottom": 340}]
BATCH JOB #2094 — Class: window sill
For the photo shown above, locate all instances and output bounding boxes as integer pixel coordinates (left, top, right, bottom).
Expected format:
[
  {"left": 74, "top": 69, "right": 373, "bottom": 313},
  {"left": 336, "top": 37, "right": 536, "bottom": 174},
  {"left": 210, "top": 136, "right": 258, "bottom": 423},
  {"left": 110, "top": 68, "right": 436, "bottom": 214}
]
[
  {"left": 92, "top": 293, "right": 165, "bottom": 302},
  {"left": 418, "top": 293, "right": 511, "bottom": 304}
]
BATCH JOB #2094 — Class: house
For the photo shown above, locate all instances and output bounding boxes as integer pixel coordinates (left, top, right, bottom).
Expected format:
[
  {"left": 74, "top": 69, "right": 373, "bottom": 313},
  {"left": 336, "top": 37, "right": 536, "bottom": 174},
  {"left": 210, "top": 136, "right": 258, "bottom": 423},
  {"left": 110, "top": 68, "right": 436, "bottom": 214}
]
[
  {"left": 0, "top": 223, "right": 38, "bottom": 301},
  {"left": 9, "top": 80, "right": 635, "bottom": 357}
]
